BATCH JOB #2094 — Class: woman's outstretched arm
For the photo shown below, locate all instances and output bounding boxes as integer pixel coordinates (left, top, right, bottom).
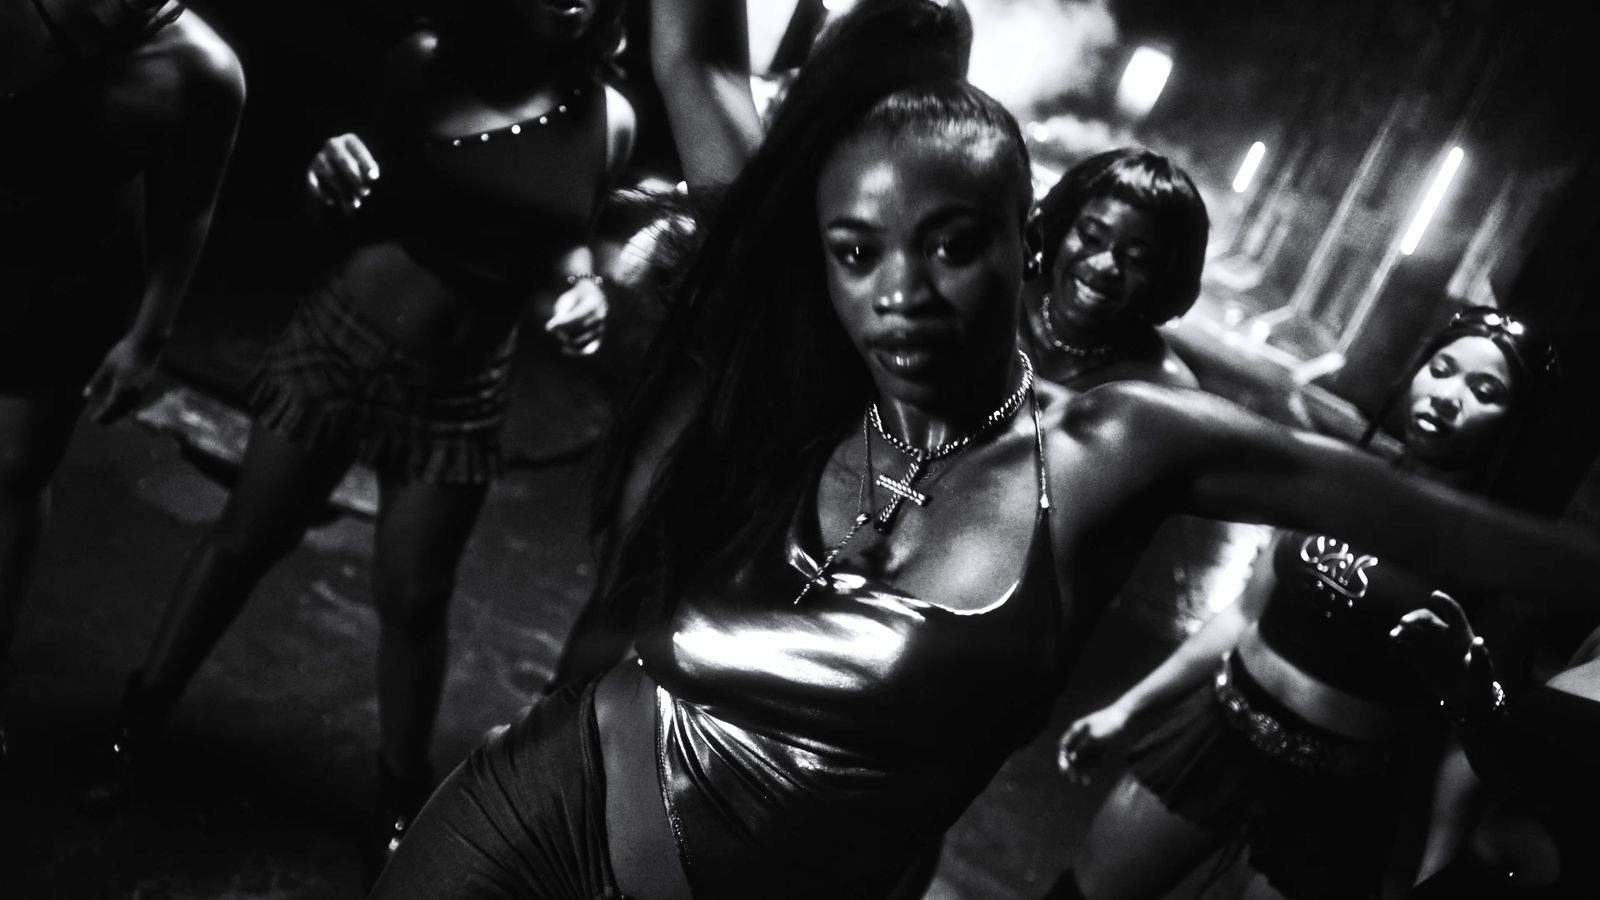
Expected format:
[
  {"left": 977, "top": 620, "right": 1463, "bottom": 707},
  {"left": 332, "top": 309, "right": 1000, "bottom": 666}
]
[{"left": 1105, "top": 382, "right": 1600, "bottom": 598}]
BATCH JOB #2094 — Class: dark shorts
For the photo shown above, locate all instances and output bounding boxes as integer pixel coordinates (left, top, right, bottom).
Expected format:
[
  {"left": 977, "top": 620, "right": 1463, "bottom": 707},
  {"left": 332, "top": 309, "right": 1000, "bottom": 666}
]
[
  {"left": 1127, "top": 655, "right": 1405, "bottom": 900},
  {"left": 372, "top": 681, "right": 631, "bottom": 900},
  {"left": 250, "top": 276, "right": 512, "bottom": 485}
]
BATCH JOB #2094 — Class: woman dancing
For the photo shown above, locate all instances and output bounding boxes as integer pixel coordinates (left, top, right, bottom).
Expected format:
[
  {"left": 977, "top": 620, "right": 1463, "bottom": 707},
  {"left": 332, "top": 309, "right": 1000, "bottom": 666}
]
[
  {"left": 1, "top": 0, "right": 243, "bottom": 765},
  {"left": 86, "top": 0, "right": 634, "bottom": 868},
  {"left": 1047, "top": 307, "right": 1560, "bottom": 900},
  {"left": 372, "top": 7, "right": 1598, "bottom": 898},
  {"left": 1024, "top": 147, "right": 1208, "bottom": 390}
]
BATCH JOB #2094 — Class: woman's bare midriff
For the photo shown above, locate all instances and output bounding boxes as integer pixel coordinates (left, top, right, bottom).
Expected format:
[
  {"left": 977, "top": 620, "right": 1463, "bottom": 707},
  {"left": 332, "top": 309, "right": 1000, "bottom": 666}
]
[
  {"left": 336, "top": 242, "right": 526, "bottom": 364},
  {"left": 1235, "top": 623, "right": 1409, "bottom": 742},
  {"left": 594, "top": 661, "right": 694, "bottom": 900}
]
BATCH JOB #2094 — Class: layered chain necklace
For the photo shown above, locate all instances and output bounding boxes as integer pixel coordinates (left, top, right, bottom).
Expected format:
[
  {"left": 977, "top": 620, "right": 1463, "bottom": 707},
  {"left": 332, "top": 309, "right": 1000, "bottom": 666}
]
[
  {"left": 1039, "top": 292, "right": 1114, "bottom": 358},
  {"left": 793, "top": 351, "right": 1036, "bottom": 605}
]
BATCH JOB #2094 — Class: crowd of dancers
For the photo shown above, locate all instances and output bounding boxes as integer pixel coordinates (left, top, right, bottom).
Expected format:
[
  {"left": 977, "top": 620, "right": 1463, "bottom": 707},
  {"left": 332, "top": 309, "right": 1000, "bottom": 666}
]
[{"left": 3, "top": 1, "right": 1598, "bottom": 898}]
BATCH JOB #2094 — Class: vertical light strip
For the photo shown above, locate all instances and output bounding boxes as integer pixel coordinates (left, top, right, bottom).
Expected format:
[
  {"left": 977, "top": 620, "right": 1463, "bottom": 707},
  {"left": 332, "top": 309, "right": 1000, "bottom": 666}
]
[
  {"left": 1232, "top": 142, "right": 1267, "bottom": 193},
  {"left": 1400, "top": 146, "right": 1465, "bottom": 256}
]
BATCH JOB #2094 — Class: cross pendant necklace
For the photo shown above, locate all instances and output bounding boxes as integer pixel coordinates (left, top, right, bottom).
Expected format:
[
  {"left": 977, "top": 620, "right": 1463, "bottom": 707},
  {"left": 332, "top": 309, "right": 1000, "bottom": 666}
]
[
  {"left": 874, "top": 451, "right": 928, "bottom": 532},
  {"left": 791, "top": 351, "right": 1036, "bottom": 605}
]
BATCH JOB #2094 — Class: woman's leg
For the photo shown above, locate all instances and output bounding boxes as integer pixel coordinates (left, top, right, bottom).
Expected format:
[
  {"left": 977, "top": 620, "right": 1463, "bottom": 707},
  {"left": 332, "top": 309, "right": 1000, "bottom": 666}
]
[
  {"left": 0, "top": 389, "right": 82, "bottom": 701},
  {"left": 137, "top": 423, "right": 355, "bottom": 706},
  {"left": 1070, "top": 774, "right": 1226, "bottom": 900},
  {"left": 369, "top": 475, "right": 488, "bottom": 781}
]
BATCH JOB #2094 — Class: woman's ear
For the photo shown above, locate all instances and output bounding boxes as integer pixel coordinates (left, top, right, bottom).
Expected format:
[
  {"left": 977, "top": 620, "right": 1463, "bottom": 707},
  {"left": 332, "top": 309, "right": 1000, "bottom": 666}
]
[{"left": 1022, "top": 220, "right": 1044, "bottom": 282}]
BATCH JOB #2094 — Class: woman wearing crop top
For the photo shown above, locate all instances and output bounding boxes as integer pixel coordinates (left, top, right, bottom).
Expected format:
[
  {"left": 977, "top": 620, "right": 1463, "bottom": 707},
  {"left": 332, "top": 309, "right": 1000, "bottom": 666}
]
[
  {"left": 1, "top": 1, "right": 243, "bottom": 768},
  {"left": 1043, "top": 308, "right": 1559, "bottom": 899},
  {"left": 368, "top": 6, "right": 1597, "bottom": 897},
  {"left": 80, "top": 0, "right": 634, "bottom": 872}
]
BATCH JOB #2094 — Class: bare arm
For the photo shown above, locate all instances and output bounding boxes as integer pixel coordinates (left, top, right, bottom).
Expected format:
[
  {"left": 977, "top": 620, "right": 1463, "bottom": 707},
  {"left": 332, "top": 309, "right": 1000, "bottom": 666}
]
[
  {"left": 128, "top": 15, "right": 244, "bottom": 353},
  {"left": 1111, "top": 383, "right": 1600, "bottom": 600},
  {"left": 651, "top": 0, "right": 761, "bottom": 189},
  {"left": 84, "top": 11, "right": 245, "bottom": 422}
]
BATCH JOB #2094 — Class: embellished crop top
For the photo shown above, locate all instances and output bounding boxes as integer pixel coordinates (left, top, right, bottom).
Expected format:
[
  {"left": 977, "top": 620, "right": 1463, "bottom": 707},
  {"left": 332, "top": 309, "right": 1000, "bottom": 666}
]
[
  {"left": 634, "top": 433, "right": 1074, "bottom": 898},
  {"left": 358, "top": 68, "right": 610, "bottom": 300},
  {"left": 1257, "top": 532, "right": 1463, "bottom": 706}
]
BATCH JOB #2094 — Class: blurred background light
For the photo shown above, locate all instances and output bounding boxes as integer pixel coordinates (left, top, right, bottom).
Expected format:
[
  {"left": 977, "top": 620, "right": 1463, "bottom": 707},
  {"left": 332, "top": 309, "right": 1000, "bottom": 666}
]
[
  {"left": 1232, "top": 141, "right": 1267, "bottom": 193},
  {"left": 1115, "top": 45, "right": 1172, "bottom": 119},
  {"left": 1400, "top": 146, "right": 1465, "bottom": 255}
]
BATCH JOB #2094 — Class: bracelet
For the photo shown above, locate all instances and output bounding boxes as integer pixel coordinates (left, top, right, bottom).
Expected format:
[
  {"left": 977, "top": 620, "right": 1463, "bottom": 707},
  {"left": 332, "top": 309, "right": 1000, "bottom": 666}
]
[{"left": 565, "top": 273, "right": 605, "bottom": 287}]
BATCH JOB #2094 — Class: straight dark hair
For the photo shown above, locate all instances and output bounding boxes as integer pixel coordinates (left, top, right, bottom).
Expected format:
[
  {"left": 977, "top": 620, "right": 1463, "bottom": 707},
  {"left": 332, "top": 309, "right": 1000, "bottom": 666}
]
[{"left": 591, "top": 0, "right": 1029, "bottom": 616}]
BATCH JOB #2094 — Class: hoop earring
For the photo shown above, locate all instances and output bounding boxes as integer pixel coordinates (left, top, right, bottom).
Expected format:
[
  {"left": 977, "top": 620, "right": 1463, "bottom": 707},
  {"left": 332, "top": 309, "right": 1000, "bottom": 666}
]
[{"left": 1023, "top": 250, "right": 1042, "bottom": 282}]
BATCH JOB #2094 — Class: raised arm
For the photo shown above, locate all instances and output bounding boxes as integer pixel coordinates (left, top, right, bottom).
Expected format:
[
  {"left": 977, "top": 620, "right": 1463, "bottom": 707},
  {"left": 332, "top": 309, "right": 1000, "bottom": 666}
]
[
  {"left": 84, "top": 11, "right": 244, "bottom": 423},
  {"left": 651, "top": 0, "right": 761, "bottom": 190}
]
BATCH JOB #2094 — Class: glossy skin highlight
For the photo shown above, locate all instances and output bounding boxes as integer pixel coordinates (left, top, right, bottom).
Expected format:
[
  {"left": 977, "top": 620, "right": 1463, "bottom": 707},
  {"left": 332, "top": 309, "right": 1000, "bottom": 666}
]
[{"left": 817, "top": 130, "right": 1027, "bottom": 423}]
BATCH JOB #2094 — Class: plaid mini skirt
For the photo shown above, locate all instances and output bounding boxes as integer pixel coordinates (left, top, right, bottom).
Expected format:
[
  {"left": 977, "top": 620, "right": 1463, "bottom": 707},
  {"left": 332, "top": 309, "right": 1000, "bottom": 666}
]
[{"left": 251, "top": 276, "right": 513, "bottom": 485}]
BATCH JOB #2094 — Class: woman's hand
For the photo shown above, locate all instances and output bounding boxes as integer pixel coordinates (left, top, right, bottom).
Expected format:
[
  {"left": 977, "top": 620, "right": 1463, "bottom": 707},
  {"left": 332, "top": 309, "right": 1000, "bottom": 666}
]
[
  {"left": 83, "top": 333, "right": 161, "bottom": 424},
  {"left": 545, "top": 278, "right": 608, "bottom": 356},
  {"left": 307, "top": 133, "right": 381, "bottom": 214},
  {"left": 1057, "top": 702, "right": 1133, "bottom": 785},
  {"left": 1389, "top": 590, "right": 1478, "bottom": 707}
]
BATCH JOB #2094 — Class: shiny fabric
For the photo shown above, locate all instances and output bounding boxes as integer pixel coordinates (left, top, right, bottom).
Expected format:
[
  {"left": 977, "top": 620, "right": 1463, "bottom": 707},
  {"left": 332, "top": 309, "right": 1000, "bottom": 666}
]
[
  {"left": 635, "top": 430, "right": 1069, "bottom": 899},
  {"left": 1256, "top": 532, "right": 1460, "bottom": 705},
  {"left": 363, "top": 78, "right": 608, "bottom": 301},
  {"left": 371, "top": 681, "right": 632, "bottom": 900}
]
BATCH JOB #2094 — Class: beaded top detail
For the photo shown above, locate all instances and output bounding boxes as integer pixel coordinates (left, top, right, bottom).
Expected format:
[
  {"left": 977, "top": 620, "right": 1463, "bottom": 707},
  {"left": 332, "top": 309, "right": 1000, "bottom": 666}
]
[{"left": 430, "top": 87, "right": 584, "bottom": 150}]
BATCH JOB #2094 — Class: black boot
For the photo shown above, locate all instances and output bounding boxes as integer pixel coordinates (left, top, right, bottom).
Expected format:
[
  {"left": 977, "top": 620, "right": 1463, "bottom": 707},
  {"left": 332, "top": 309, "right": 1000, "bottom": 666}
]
[
  {"left": 361, "top": 753, "right": 435, "bottom": 891},
  {"left": 75, "top": 670, "right": 177, "bottom": 812}
]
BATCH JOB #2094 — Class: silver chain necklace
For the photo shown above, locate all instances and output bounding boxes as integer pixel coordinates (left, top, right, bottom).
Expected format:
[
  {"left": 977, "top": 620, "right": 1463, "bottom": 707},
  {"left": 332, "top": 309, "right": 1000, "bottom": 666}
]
[
  {"left": 1039, "top": 292, "right": 1114, "bottom": 358},
  {"left": 794, "top": 350, "right": 1036, "bottom": 604}
]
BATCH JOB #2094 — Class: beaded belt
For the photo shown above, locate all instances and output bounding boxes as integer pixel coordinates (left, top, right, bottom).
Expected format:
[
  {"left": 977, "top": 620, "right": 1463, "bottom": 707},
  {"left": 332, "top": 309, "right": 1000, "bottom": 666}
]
[{"left": 1211, "top": 655, "right": 1392, "bottom": 778}]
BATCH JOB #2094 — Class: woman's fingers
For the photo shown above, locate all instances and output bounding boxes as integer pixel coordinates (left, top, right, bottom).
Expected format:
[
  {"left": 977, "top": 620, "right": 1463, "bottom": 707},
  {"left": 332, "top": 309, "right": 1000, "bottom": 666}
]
[
  {"left": 325, "top": 139, "right": 372, "bottom": 208},
  {"left": 1057, "top": 722, "right": 1089, "bottom": 773},
  {"left": 1428, "top": 590, "right": 1471, "bottom": 631},
  {"left": 308, "top": 134, "right": 379, "bottom": 211},
  {"left": 340, "top": 133, "right": 381, "bottom": 183}
]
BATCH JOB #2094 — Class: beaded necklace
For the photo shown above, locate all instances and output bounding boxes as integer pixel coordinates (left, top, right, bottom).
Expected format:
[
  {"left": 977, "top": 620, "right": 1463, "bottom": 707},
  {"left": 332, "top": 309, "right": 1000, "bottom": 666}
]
[{"left": 1038, "top": 291, "right": 1114, "bottom": 358}]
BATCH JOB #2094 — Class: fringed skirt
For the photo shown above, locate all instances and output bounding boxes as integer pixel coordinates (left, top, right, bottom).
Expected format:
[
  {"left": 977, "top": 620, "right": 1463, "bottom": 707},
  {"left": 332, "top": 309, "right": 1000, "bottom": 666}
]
[
  {"left": 1126, "top": 653, "right": 1406, "bottom": 900},
  {"left": 251, "top": 276, "right": 512, "bottom": 485}
]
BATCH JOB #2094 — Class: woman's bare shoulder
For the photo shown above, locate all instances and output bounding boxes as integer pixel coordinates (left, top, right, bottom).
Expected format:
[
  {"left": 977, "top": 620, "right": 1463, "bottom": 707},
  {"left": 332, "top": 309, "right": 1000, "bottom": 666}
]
[{"left": 140, "top": 10, "right": 245, "bottom": 102}]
